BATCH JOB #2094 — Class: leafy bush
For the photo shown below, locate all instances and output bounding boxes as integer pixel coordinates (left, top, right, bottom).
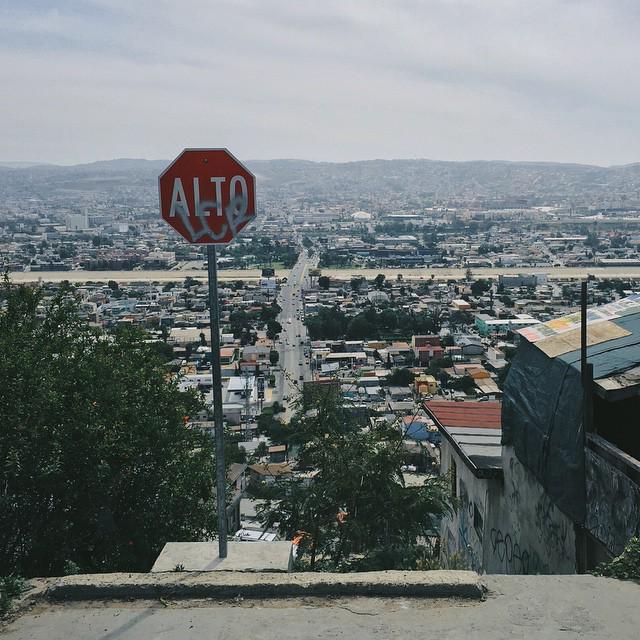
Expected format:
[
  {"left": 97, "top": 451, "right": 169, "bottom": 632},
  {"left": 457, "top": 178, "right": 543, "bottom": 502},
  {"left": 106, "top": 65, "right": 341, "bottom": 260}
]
[
  {"left": 0, "top": 575, "right": 25, "bottom": 616},
  {"left": 593, "top": 537, "right": 640, "bottom": 581},
  {"left": 0, "top": 279, "right": 216, "bottom": 577}
]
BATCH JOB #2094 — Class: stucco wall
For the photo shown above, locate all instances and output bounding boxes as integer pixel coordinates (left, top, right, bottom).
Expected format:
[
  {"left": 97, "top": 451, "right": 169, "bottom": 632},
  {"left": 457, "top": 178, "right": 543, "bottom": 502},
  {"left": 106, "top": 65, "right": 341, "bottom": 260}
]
[
  {"left": 485, "top": 447, "right": 576, "bottom": 574},
  {"left": 440, "top": 440, "right": 491, "bottom": 572},
  {"left": 440, "top": 443, "right": 577, "bottom": 574}
]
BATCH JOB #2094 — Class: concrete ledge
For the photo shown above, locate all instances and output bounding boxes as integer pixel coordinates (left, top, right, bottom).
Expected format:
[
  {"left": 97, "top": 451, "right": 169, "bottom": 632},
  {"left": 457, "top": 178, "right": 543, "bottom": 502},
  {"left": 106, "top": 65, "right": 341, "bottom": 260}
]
[
  {"left": 151, "top": 541, "right": 293, "bottom": 572},
  {"left": 46, "top": 570, "right": 484, "bottom": 601}
]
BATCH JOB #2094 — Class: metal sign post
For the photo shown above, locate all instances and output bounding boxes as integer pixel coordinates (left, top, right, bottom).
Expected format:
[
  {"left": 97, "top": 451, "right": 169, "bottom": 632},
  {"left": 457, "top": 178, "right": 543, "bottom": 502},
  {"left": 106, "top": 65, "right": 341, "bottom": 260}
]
[
  {"left": 207, "top": 244, "right": 227, "bottom": 558},
  {"left": 159, "top": 149, "right": 257, "bottom": 561}
]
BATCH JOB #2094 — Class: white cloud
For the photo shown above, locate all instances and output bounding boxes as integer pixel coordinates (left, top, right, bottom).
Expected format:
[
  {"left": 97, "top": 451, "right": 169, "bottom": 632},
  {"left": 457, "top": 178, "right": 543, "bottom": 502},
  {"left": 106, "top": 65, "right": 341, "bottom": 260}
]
[{"left": 0, "top": 0, "right": 638, "bottom": 164}]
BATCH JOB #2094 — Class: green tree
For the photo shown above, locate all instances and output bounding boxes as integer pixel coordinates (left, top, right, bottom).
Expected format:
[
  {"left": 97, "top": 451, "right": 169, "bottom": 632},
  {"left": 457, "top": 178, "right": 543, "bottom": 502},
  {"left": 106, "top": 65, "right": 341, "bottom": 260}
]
[
  {"left": 257, "top": 387, "right": 451, "bottom": 570},
  {"left": 269, "top": 350, "right": 280, "bottom": 366},
  {"left": 585, "top": 230, "right": 600, "bottom": 251},
  {"left": 374, "top": 273, "right": 386, "bottom": 290},
  {"left": 470, "top": 279, "right": 491, "bottom": 297},
  {"left": 305, "top": 306, "right": 349, "bottom": 340},
  {"left": 388, "top": 368, "right": 415, "bottom": 386},
  {"left": 0, "top": 280, "right": 217, "bottom": 578},
  {"left": 266, "top": 319, "right": 283, "bottom": 340},
  {"left": 318, "top": 275, "right": 331, "bottom": 290},
  {"left": 346, "top": 313, "right": 378, "bottom": 340}
]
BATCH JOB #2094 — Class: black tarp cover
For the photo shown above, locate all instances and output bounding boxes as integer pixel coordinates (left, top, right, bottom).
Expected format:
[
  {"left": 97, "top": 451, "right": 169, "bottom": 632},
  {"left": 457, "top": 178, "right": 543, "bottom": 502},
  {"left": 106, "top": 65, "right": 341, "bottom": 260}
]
[
  {"left": 502, "top": 310, "right": 640, "bottom": 523},
  {"left": 502, "top": 339, "right": 586, "bottom": 522}
]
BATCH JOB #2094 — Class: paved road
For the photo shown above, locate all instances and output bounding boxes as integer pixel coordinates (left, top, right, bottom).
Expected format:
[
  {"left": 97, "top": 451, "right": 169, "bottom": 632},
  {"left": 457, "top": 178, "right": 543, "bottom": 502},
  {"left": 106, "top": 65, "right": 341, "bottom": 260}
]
[
  {"left": 4, "top": 575, "right": 640, "bottom": 639},
  {"left": 275, "top": 250, "right": 313, "bottom": 422}
]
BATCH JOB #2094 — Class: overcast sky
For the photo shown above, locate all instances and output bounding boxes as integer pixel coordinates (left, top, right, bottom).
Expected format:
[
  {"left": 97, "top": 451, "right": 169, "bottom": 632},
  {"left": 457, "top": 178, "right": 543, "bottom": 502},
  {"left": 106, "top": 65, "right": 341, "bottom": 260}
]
[{"left": 1, "top": 0, "right": 639, "bottom": 166}]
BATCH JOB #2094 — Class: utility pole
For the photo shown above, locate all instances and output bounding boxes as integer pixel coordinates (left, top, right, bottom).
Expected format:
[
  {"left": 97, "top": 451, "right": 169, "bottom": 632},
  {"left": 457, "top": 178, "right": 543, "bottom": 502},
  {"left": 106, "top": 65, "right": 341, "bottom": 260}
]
[
  {"left": 578, "top": 279, "right": 593, "bottom": 573},
  {"left": 243, "top": 370, "right": 252, "bottom": 433},
  {"left": 580, "top": 280, "right": 593, "bottom": 435}
]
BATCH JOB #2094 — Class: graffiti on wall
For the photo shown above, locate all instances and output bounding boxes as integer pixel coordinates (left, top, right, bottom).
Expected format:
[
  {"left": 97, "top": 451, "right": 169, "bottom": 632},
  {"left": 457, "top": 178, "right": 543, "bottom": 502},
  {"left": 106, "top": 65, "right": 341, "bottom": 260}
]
[
  {"left": 585, "top": 448, "right": 640, "bottom": 556},
  {"left": 458, "top": 497, "right": 480, "bottom": 572},
  {"left": 486, "top": 451, "right": 573, "bottom": 574},
  {"left": 489, "top": 527, "right": 548, "bottom": 575},
  {"left": 534, "top": 493, "right": 571, "bottom": 562}
]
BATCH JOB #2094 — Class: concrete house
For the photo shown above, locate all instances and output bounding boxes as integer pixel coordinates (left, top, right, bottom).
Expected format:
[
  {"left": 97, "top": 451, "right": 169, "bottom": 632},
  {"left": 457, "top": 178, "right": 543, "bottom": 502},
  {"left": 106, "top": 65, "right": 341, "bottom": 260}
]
[
  {"left": 434, "top": 295, "right": 640, "bottom": 575},
  {"left": 503, "top": 295, "right": 640, "bottom": 571}
]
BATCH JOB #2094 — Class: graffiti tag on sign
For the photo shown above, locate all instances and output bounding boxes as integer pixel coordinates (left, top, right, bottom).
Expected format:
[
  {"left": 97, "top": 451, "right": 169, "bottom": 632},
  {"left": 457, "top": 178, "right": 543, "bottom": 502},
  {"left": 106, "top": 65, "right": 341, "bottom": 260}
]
[{"left": 159, "top": 148, "right": 257, "bottom": 245}]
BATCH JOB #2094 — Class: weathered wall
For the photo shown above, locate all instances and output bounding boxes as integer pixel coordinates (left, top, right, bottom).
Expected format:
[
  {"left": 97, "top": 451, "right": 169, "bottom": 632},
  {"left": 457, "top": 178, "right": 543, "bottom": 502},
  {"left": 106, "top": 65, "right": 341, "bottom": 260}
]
[
  {"left": 440, "top": 442, "right": 578, "bottom": 574},
  {"left": 585, "top": 447, "right": 640, "bottom": 556},
  {"left": 484, "top": 447, "right": 577, "bottom": 574},
  {"left": 439, "top": 439, "right": 493, "bottom": 573}
]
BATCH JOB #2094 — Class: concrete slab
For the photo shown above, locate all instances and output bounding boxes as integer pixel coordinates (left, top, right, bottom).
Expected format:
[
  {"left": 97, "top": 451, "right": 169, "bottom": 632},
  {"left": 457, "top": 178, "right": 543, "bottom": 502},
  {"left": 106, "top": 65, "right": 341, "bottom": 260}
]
[
  {"left": 150, "top": 542, "right": 292, "bottom": 573},
  {"left": 5, "top": 575, "right": 640, "bottom": 640}
]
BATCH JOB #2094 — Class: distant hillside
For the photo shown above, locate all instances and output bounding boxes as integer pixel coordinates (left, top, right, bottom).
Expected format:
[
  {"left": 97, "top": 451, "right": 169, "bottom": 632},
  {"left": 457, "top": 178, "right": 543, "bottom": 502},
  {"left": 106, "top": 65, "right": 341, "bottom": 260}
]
[
  {"left": 1, "top": 157, "right": 639, "bottom": 205},
  {"left": 0, "top": 161, "right": 53, "bottom": 169},
  {"left": 247, "top": 158, "right": 640, "bottom": 204}
]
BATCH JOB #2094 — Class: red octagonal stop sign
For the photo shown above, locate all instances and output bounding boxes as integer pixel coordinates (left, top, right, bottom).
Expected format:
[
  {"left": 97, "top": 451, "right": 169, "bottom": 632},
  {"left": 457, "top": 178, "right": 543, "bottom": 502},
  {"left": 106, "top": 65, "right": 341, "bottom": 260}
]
[{"left": 159, "top": 148, "right": 256, "bottom": 244}]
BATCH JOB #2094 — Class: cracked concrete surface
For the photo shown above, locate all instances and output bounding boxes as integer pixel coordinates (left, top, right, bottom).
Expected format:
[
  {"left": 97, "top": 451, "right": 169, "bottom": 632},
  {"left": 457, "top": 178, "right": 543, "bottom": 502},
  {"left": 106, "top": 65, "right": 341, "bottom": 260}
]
[{"left": 2, "top": 574, "right": 639, "bottom": 639}]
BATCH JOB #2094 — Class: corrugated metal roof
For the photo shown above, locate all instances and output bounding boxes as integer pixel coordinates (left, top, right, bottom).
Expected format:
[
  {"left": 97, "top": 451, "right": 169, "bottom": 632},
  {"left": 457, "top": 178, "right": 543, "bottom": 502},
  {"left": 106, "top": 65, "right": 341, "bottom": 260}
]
[
  {"left": 560, "top": 310, "right": 640, "bottom": 380},
  {"left": 518, "top": 294, "right": 640, "bottom": 381},
  {"left": 423, "top": 400, "right": 503, "bottom": 475},
  {"left": 423, "top": 400, "right": 502, "bottom": 429}
]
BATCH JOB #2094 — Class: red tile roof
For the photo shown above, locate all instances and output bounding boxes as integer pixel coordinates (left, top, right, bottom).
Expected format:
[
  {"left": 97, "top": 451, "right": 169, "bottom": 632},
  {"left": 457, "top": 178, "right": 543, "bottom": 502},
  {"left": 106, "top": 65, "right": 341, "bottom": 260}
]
[{"left": 424, "top": 400, "right": 501, "bottom": 429}]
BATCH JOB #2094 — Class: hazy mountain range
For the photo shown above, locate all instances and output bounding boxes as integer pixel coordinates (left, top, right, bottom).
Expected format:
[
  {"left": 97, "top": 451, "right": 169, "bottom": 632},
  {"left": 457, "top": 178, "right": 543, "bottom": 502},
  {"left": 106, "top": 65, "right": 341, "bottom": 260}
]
[{"left": 1, "top": 157, "right": 639, "bottom": 205}]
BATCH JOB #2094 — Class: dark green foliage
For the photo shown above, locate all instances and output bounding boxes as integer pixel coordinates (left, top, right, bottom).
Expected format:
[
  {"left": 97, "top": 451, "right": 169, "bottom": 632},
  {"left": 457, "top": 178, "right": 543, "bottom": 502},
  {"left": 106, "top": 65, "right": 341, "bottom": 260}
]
[
  {"left": 0, "top": 280, "right": 216, "bottom": 577},
  {"left": 470, "top": 279, "right": 491, "bottom": 297},
  {"left": 593, "top": 537, "right": 640, "bottom": 580},
  {"left": 257, "top": 387, "right": 451, "bottom": 571},
  {"left": 256, "top": 411, "right": 290, "bottom": 444},
  {"left": 305, "top": 305, "right": 440, "bottom": 341},
  {"left": 388, "top": 368, "right": 415, "bottom": 386},
  {"left": 305, "top": 306, "right": 349, "bottom": 340},
  {"left": 0, "top": 575, "right": 25, "bottom": 616},
  {"left": 229, "top": 303, "right": 281, "bottom": 341},
  {"left": 224, "top": 237, "right": 298, "bottom": 268},
  {"left": 447, "top": 376, "right": 476, "bottom": 394},
  {"left": 148, "top": 340, "right": 176, "bottom": 363},
  {"left": 318, "top": 251, "right": 354, "bottom": 268},
  {"left": 430, "top": 356, "right": 453, "bottom": 369},
  {"left": 266, "top": 319, "right": 282, "bottom": 340},
  {"left": 318, "top": 276, "right": 331, "bottom": 290}
]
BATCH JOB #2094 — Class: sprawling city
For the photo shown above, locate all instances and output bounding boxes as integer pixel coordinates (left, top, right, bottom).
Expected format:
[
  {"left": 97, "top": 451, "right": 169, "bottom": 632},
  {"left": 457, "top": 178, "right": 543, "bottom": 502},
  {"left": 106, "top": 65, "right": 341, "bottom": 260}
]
[{"left": 2, "top": 1, "right": 640, "bottom": 638}]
